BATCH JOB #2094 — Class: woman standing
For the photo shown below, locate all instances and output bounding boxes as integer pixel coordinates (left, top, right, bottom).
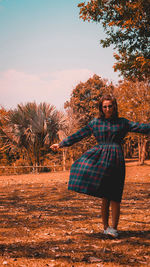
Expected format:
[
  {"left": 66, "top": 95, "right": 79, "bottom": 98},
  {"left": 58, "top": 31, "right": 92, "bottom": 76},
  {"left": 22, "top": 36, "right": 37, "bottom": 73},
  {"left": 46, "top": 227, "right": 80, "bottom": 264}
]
[{"left": 51, "top": 95, "right": 150, "bottom": 238}]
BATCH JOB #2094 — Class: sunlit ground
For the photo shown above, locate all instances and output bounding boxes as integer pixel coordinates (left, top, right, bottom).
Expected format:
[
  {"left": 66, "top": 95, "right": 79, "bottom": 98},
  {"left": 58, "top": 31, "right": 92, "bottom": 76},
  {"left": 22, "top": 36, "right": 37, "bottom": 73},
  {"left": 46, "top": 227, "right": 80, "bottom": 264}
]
[{"left": 0, "top": 160, "right": 149, "bottom": 266}]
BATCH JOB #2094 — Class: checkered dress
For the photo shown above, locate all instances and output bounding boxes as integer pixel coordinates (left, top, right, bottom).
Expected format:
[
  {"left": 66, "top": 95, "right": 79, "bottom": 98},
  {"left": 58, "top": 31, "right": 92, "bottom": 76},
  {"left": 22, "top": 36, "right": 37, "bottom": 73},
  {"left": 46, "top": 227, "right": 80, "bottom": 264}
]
[{"left": 59, "top": 117, "right": 150, "bottom": 202}]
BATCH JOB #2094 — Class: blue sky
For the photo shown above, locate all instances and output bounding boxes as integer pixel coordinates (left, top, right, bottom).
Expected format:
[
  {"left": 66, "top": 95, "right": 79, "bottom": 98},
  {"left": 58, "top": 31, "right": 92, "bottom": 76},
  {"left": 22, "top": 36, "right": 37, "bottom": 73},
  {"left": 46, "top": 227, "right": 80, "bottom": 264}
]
[{"left": 0, "top": 0, "right": 120, "bottom": 110}]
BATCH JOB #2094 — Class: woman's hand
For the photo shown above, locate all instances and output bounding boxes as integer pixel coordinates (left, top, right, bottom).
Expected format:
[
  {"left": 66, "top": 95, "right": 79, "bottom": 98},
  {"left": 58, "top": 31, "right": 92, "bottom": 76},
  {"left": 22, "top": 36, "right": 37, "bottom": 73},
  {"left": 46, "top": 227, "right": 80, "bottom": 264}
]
[{"left": 50, "top": 143, "right": 60, "bottom": 151}]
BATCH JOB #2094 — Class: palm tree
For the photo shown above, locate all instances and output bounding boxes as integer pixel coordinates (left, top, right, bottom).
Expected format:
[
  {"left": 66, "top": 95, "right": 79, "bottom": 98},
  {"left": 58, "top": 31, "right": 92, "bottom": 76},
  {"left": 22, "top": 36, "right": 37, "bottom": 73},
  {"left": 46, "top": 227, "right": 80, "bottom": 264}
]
[
  {"left": 0, "top": 107, "right": 14, "bottom": 166},
  {"left": 1, "top": 102, "right": 60, "bottom": 167}
]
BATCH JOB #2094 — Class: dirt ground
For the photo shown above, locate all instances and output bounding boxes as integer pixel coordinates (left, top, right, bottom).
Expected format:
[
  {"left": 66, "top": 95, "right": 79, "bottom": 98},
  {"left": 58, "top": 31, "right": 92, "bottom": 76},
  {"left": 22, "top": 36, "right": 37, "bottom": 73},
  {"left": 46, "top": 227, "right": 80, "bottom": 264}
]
[{"left": 0, "top": 160, "right": 149, "bottom": 267}]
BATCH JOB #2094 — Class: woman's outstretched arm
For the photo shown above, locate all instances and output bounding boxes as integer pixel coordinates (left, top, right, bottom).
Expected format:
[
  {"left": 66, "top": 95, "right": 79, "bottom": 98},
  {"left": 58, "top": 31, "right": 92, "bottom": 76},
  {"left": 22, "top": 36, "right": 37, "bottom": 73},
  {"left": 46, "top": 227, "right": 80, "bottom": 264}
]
[
  {"left": 50, "top": 123, "right": 93, "bottom": 150},
  {"left": 125, "top": 119, "right": 150, "bottom": 134}
]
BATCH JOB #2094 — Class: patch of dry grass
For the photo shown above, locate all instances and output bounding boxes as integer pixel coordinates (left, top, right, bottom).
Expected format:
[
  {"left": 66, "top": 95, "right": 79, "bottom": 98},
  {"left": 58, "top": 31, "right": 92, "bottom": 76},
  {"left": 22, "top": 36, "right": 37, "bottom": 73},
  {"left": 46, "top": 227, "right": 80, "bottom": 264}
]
[{"left": 0, "top": 161, "right": 150, "bottom": 266}]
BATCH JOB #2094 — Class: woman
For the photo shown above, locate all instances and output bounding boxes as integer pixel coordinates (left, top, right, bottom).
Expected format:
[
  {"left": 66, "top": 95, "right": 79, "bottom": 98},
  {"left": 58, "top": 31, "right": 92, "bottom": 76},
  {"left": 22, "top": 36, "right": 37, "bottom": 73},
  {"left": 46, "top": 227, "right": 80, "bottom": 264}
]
[{"left": 51, "top": 95, "right": 150, "bottom": 238}]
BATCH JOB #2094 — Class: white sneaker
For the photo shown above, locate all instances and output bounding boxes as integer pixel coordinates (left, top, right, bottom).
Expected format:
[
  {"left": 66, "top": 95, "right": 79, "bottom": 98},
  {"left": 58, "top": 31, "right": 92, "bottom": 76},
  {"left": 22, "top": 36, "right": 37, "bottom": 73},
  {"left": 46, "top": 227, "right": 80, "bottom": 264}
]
[{"left": 103, "top": 227, "right": 118, "bottom": 238}]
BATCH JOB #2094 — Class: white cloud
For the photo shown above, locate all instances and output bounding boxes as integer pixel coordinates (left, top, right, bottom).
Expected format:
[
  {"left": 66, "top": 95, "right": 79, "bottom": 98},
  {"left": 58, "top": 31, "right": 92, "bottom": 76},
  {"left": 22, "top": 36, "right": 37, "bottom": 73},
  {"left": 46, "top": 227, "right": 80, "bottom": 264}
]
[{"left": 0, "top": 68, "right": 94, "bottom": 110}]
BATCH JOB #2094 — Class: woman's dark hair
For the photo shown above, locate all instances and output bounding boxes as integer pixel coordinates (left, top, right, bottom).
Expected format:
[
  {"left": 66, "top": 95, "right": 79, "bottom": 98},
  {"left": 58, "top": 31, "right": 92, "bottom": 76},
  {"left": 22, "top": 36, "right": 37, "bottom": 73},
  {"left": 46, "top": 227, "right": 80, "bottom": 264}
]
[{"left": 99, "top": 95, "right": 118, "bottom": 119}]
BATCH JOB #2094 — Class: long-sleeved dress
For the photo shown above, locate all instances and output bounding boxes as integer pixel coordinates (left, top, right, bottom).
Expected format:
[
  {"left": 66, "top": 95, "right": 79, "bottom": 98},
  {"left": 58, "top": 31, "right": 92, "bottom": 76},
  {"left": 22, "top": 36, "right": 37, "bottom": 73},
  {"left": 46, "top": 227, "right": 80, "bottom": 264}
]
[{"left": 59, "top": 117, "right": 150, "bottom": 202}]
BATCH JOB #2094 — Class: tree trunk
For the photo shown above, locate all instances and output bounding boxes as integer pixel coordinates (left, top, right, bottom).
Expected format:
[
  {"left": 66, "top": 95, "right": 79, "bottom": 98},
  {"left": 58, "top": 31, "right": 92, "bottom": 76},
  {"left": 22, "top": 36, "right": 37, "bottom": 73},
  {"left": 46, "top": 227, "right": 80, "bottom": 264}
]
[
  {"left": 138, "top": 136, "right": 147, "bottom": 165},
  {"left": 141, "top": 138, "right": 147, "bottom": 165},
  {"left": 62, "top": 148, "right": 66, "bottom": 171},
  {"left": 124, "top": 138, "right": 132, "bottom": 158},
  {"left": 70, "top": 150, "right": 74, "bottom": 165},
  {"left": 138, "top": 136, "right": 142, "bottom": 163}
]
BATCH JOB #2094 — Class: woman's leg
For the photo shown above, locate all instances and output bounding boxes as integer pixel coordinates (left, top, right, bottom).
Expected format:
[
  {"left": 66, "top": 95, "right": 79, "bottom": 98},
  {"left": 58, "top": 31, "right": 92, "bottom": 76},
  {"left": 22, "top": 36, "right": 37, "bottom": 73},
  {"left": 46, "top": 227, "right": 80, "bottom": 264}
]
[
  {"left": 110, "top": 200, "right": 120, "bottom": 230},
  {"left": 101, "top": 198, "right": 110, "bottom": 230}
]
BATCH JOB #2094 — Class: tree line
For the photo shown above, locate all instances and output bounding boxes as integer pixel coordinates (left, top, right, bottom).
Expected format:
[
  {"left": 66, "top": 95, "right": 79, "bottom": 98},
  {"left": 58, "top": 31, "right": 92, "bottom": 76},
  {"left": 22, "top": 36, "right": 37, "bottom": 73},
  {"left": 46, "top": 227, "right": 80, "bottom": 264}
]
[
  {"left": 0, "top": 0, "right": 149, "bottom": 173},
  {"left": 0, "top": 76, "right": 149, "bottom": 174}
]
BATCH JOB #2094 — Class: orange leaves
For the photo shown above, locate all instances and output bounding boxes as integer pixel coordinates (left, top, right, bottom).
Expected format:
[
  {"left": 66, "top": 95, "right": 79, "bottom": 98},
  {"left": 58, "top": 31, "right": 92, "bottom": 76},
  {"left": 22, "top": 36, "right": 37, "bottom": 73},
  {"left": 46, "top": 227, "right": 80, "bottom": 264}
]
[
  {"left": 78, "top": 2, "right": 85, "bottom": 8},
  {"left": 136, "top": 56, "right": 148, "bottom": 64},
  {"left": 131, "top": 57, "right": 150, "bottom": 73},
  {"left": 126, "top": 1, "right": 140, "bottom": 10},
  {"left": 65, "top": 74, "right": 115, "bottom": 127},
  {"left": 78, "top": 0, "right": 150, "bottom": 80},
  {"left": 113, "top": 53, "right": 122, "bottom": 72},
  {"left": 78, "top": 0, "right": 102, "bottom": 21},
  {"left": 116, "top": 79, "right": 150, "bottom": 124},
  {"left": 113, "top": 53, "right": 120, "bottom": 61},
  {"left": 122, "top": 19, "right": 133, "bottom": 28},
  {"left": 108, "top": 21, "right": 115, "bottom": 26}
]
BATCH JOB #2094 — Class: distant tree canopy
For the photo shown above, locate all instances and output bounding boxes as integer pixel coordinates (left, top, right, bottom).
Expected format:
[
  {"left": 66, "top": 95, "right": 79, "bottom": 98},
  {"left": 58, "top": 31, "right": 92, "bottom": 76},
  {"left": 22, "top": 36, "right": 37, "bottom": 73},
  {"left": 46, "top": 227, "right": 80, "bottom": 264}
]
[
  {"left": 65, "top": 74, "right": 114, "bottom": 126},
  {"left": 78, "top": 0, "right": 150, "bottom": 80}
]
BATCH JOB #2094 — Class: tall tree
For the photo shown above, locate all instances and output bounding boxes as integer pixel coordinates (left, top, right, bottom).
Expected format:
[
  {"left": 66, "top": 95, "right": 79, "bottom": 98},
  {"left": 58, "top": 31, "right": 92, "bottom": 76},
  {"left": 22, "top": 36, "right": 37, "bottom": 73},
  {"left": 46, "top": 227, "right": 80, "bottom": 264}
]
[
  {"left": 64, "top": 74, "right": 115, "bottom": 160},
  {"left": 1, "top": 102, "right": 61, "bottom": 167},
  {"left": 78, "top": 0, "right": 150, "bottom": 80},
  {"left": 65, "top": 74, "right": 114, "bottom": 126},
  {"left": 116, "top": 79, "right": 150, "bottom": 163}
]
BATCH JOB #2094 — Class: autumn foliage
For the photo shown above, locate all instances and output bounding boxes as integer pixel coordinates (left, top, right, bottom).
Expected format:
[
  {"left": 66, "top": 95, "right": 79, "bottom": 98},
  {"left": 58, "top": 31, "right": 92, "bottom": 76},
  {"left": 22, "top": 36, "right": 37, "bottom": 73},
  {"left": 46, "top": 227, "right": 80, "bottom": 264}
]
[
  {"left": 78, "top": 0, "right": 150, "bottom": 80},
  {"left": 0, "top": 76, "right": 150, "bottom": 172},
  {"left": 116, "top": 79, "right": 150, "bottom": 163},
  {"left": 65, "top": 74, "right": 115, "bottom": 126}
]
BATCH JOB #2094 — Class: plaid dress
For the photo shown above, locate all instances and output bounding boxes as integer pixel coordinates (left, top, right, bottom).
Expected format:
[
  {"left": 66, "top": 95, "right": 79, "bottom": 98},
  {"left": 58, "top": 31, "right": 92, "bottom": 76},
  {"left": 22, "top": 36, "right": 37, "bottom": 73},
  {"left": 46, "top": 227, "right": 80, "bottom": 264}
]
[{"left": 59, "top": 117, "right": 150, "bottom": 202}]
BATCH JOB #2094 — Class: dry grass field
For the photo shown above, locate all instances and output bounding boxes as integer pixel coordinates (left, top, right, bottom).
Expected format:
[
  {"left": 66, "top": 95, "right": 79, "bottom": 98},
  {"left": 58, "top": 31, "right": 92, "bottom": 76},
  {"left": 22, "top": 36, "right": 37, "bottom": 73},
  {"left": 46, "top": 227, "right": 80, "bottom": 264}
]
[{"left": 0, "top": 160, "right": 150, "bottom": 267}]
